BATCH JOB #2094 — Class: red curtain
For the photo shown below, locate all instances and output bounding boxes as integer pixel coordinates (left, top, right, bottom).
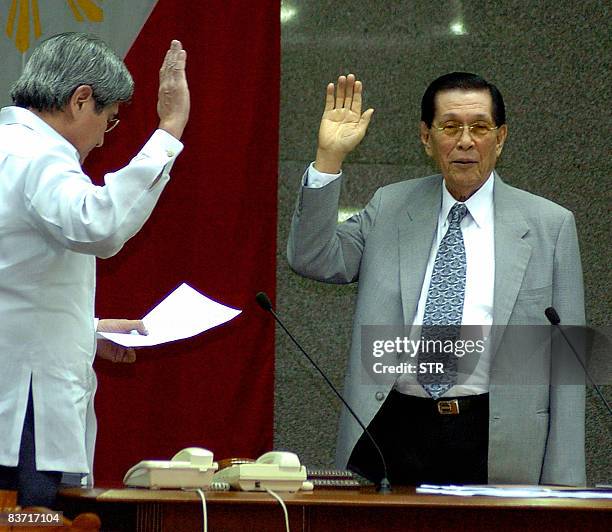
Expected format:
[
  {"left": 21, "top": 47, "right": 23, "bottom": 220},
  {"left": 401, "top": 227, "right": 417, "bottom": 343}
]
[{"left": 85, "top": 0, "right": 279, "bottom": 483}]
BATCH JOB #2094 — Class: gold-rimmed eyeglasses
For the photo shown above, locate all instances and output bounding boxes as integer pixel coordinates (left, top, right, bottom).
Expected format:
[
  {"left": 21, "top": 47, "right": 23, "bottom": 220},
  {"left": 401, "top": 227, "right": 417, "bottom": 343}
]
[
  {"left": 105, "top": 118, "right": 120, "bottom": 133},
  {"left": 433, "top": 122, "right": 498, "bottom": 139}
]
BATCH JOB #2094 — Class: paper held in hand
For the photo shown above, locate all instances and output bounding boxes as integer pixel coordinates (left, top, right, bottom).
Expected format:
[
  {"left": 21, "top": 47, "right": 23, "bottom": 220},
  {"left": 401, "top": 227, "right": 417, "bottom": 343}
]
[{"left": 97, "top": 283, "right": 241, "bottom": 347}]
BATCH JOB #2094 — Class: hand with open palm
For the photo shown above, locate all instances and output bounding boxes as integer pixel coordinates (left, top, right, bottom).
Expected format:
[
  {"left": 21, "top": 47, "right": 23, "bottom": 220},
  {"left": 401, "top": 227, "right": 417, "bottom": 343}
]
[
  {"left": 315, "top": 73, "right": 374, "bottom": 174},
  {"left": 157, "top": 40, "right": 190, "bottom": 140}
]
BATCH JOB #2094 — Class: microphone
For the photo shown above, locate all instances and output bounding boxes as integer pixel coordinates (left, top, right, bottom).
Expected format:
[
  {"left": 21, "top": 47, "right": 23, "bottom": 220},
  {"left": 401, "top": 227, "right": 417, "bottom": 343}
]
[
  {"left": 545, "top": 307, "right": 611, "bottom": 415},
  {"left": 544, "top": 307, "right": 561, "bottom": 325},
  {"left": 255, "top": 292, "right": 392, "bottom": 493},
  {"left": 255, "top": 291, "right": 273, "bottom": 311}
]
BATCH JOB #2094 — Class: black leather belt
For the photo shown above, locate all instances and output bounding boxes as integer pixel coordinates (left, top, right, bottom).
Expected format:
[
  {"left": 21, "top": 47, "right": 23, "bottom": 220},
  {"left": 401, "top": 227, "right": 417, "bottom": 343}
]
[{"left": 390, "top": 389, "right": 489, "bottom": 415}]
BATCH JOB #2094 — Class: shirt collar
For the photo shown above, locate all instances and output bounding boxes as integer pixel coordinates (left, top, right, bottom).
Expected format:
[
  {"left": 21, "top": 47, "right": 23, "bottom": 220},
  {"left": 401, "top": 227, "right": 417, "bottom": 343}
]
[
  {"left": 0, "top": 106, "right": 80, "bottom": 161},
  {"left": 440, "top": 172, "right": 495, "bottom": 228}
]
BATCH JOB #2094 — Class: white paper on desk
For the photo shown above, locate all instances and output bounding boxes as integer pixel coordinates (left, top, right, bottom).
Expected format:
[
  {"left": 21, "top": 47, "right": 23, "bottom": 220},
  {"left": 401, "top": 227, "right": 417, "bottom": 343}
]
[
  {"left": 417, "top": 484, "right": 612, "bottom": 499},
  {"left": 97, "top": 283, "right": 241, "bottom": 347}
]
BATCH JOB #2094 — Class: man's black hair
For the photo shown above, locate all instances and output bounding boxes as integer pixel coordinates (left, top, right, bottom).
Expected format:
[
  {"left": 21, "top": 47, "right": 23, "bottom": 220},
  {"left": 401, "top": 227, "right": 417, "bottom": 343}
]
[{"left": 420, "top": 72, "right": 506, "bottom": 127}]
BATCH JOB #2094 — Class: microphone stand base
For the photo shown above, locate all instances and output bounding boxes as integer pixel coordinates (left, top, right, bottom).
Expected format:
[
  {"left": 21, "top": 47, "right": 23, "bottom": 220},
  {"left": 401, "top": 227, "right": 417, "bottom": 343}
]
[{"left": 377, "top": 478, "right": 392, "bottom": 494}]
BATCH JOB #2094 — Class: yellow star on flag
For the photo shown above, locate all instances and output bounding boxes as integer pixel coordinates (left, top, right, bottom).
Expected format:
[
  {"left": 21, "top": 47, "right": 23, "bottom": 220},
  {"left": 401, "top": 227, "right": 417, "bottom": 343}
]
[{"left": 6, "top": 0, "right": 104, "bottom": 53}]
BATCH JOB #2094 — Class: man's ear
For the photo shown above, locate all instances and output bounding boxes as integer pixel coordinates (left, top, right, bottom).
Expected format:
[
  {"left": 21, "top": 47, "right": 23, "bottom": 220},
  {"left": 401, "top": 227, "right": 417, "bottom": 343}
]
[
  {"left": 67, "top": 85, "right": 94, "bottom": 118},
  {"left": 419, "top": 121, "right": 433, "bottom": 156},
  {"left": 495, "top": 124, "right": 508, "bottom": 157}
]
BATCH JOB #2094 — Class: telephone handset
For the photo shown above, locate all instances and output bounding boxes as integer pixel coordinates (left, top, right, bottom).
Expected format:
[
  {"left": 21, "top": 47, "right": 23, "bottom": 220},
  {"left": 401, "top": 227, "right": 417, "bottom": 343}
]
[
  {"left": 212, "top": 451, "right": 308, "bottom": 492},
  {"left": 123, "top": 447, "right": 218, "bottom": 489},
  {"left": 257, "top": 451, "right": 301, "bottom": 468}
]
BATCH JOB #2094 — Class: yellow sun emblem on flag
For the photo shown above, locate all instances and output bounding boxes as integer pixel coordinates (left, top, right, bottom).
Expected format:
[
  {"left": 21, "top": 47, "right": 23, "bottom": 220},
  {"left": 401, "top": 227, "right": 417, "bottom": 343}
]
[{"left": 6, "top": 0, "right": 104, "bottom": 53}]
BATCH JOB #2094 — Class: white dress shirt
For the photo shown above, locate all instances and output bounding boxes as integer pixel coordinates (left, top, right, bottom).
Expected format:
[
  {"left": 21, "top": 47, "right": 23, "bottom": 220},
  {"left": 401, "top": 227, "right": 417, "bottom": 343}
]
[
  {"left": 305, "top": 163, "right": 495, "bottom": 397},
  {"left": 0, "top": 107, "right": 183, "bottom": 479}
]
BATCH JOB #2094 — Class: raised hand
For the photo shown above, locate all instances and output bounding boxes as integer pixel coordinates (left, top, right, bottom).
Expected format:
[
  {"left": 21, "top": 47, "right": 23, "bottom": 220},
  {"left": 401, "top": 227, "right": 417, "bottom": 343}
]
[
  {"left": 157, "top": 39, "right": 190, "bottom": 140},
  {"left": 315, "top": 74, "right": 374, "bottom": 173}
]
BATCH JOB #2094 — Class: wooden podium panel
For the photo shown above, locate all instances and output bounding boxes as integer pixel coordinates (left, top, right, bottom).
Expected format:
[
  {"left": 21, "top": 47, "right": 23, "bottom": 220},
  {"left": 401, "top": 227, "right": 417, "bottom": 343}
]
[{"left": 58, "top": 486, "right": 612, "bottom": 532}]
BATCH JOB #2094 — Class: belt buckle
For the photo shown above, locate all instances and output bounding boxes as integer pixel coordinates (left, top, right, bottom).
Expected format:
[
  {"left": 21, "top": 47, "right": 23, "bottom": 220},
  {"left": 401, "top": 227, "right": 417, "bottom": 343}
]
[{"left": 437, "top": 399, "right": 459, "bottom": 415}]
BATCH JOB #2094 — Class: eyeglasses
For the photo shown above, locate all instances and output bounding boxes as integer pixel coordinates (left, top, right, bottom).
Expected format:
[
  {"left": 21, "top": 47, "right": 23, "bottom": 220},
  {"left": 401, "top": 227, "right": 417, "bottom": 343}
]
[
  {"left": 105, "top": 118, "right": 120, "bottom": 133},
  {"left": 433, "top": 122, "right": 498, "bottom": 139}
]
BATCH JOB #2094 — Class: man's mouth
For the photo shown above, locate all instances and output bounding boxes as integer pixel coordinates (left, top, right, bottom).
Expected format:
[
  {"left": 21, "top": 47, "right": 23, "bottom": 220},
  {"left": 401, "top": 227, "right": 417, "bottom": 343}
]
[{"left": 451, "top": 159, "right": 478, "bottom": 168}]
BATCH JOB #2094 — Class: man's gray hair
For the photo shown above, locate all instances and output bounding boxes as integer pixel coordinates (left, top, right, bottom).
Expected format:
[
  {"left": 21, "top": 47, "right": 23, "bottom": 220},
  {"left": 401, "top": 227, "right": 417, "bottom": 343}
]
[{"left": 11, "top": 32, "right": 134, "bottom": 112}]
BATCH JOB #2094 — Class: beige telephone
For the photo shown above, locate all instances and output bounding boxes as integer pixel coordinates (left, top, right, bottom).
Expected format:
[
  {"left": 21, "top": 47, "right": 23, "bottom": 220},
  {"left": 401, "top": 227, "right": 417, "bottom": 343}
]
[
  {"left": 123, "top": 447, "right": 218, "bottom": 489},
  {"left": 212, "top": 451, "right": 308, "bottom": 492}
]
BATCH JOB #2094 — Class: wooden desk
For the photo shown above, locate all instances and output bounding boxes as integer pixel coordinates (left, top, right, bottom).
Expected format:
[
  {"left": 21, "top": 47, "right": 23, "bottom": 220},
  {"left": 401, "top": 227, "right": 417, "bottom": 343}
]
[{"left": 58, "top": 485, "right": 612, "bottom": 532}]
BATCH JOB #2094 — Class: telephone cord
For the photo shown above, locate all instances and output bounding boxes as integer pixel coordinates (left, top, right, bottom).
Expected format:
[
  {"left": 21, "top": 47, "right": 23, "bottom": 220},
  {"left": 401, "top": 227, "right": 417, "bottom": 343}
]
[
  {"left": 265, "top": 487, "right": 290, "bottom": 532},
  {"left": 195, "top": 488, "right": 208, "bottom": 532}
]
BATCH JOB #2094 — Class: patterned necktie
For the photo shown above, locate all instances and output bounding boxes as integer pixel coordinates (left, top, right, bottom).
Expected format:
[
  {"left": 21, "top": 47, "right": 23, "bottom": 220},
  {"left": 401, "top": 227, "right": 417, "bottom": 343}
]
[{"left": 418, "top": 203, "right": 469, "bottom": 399}]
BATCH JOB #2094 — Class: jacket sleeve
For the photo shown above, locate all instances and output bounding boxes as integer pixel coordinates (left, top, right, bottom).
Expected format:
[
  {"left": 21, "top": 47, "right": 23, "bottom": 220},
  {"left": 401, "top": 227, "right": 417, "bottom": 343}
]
[
  {"left": 23, "top": 130, "right": 183, "bottom": 258},
  {"left": 287, "top": 169, "right": 381, "bottom": 284}
]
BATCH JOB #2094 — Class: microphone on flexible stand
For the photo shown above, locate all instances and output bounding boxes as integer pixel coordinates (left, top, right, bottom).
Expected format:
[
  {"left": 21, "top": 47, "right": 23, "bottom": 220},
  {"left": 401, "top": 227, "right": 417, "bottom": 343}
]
[
  {"left": 544, "top": 307, "right": 611, "bottom": 416},
  {"left": 255, "top": 291, "right": 392, "bottom": 493}
]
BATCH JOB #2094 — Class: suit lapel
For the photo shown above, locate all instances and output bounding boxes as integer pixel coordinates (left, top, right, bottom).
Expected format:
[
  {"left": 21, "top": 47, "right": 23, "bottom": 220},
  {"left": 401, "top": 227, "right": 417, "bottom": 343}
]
[
  {"left": 397, "top": 174, "right": 531, "bottom": 340},
  {"left": 491, "top": 174, "right": 532, "bottom": 355},
  {"left": 398, "top": 177, "right": 441, "bottom": 324}
]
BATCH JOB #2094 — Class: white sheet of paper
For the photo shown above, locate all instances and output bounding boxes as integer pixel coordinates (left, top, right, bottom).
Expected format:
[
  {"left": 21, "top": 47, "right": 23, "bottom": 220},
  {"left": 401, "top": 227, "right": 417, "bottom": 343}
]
[
  {"left": 416, "top": 484, "right": 612, "bottom": 499},
  {"left": 97, "top": 283, "right": 241, "bottom": 347}
]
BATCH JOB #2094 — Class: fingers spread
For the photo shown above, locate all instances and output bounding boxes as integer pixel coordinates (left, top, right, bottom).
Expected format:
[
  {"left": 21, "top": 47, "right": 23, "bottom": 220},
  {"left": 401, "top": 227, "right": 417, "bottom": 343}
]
[
  {"left": 324, "top": 83, "right": 335, "bottom": 111},
  {"left": 335, "top": 75, "right": 346, "bottom": 109},
  {"left": 360, "top": 107, "right": 375, "bottom": 129},
  {"left": 351, "top": 80, "right": 362, "bottom": 114},
  {"left": 344, "top": 74, "right": 355, "bottom": 109},
  {"left": 329, "top": 73, "right": 364, "bottom": 112}
]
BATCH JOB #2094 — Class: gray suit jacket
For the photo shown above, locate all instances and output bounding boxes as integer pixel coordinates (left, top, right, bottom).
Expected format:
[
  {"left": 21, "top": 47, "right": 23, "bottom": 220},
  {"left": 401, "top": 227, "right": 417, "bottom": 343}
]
[{"left": 287, "top": 172, "right": 586, "bottom": 486}]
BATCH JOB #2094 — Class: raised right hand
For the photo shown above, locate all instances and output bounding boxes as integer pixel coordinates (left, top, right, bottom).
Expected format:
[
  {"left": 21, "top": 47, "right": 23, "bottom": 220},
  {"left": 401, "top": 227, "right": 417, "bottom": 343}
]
[
  {"left": 315, "top": 74, "right": 374, "bottom": 173},
  {"left": 157, "top": 39, "right": 190, "bottom": 140}
]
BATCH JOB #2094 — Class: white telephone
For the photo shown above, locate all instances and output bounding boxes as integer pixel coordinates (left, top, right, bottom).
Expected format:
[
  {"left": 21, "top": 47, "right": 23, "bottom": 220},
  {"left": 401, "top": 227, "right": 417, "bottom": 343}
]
[
  {"left": 123, "top": 447, "right": 218, "bottom": 489},
  {"left": 212, "top": 451, "right": 308, "bottom": 492}
]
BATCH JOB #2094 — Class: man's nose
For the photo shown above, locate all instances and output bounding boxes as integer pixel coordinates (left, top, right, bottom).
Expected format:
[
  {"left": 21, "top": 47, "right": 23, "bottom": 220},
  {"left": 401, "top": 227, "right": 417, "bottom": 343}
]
[{"left": 456, "top": 126, "right": 474, "bottom": 149}]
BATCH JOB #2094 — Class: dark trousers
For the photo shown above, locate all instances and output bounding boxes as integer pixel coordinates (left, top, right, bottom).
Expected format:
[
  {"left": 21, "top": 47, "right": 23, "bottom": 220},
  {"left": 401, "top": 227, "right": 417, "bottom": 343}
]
[
  {"left": 0, "top": 386, "right": 62, "bottom": 508},
  {"left": 348, "top": 389, "right": 489, "bottom": 485}
]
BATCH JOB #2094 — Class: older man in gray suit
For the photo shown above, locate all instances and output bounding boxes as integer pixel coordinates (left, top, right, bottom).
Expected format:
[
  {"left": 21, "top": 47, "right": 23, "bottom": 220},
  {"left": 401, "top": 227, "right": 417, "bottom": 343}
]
[{"left": 287, "top": 72, "right": 585, "bottom": 486}]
